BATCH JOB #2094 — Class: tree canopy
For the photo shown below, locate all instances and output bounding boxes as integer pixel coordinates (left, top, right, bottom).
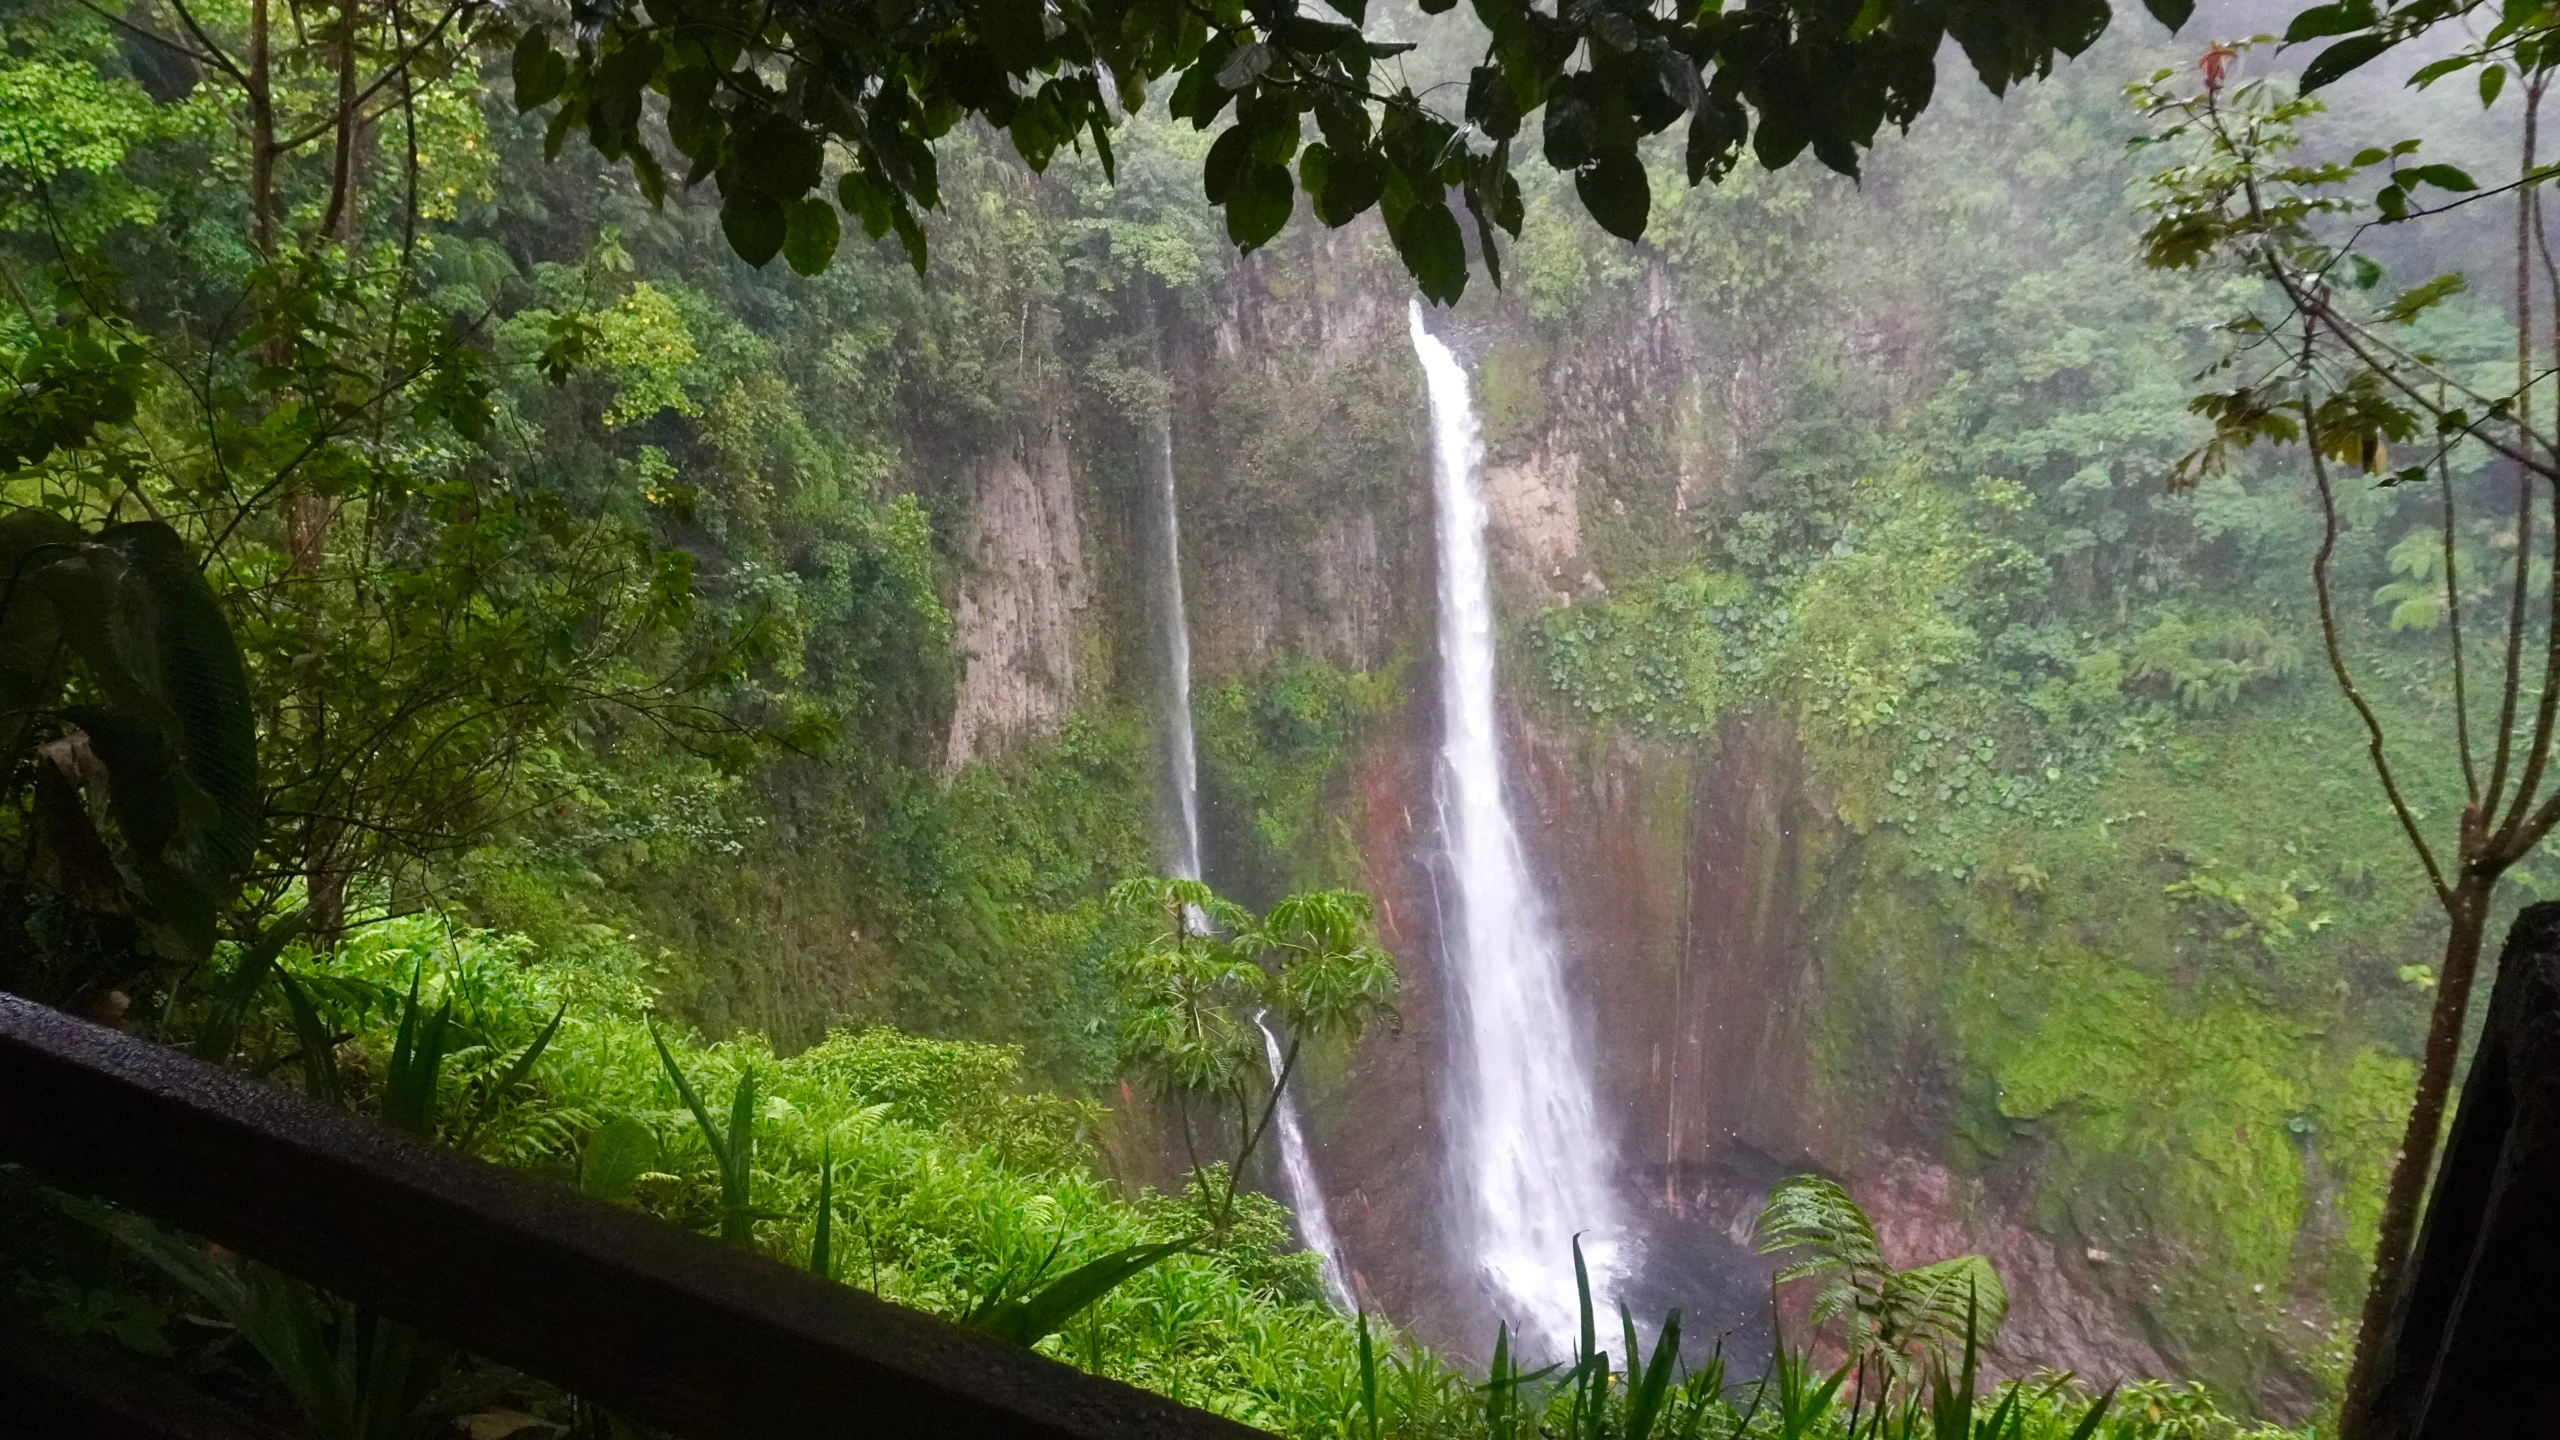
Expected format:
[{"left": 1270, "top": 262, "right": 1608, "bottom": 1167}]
[{"left": 503, "top": 0, "right": 2196, "bottom": 301}]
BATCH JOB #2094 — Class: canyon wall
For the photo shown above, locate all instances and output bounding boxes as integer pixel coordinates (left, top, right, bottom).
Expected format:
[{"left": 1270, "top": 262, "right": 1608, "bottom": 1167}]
[{"left": 925, "top": 127, "right": 2362, "bottom": 1413}]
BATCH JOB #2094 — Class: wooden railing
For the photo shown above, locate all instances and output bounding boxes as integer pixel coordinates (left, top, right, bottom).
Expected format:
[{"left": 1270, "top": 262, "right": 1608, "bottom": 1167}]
[{"left": 0, "top": 991, "right": 1258, "bottom": 1440}]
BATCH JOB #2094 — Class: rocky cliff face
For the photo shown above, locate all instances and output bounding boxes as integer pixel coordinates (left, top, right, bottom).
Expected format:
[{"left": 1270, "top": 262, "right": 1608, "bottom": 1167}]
[
  {"left": 966, "top": 207, "right": 2186, "bottom": 1387},
  {"left": 944, "top": 423, "right": 1089, "bottom": 767},
  {"left": 1141, "top": 279, "right": 2164, "bottom": 1380}
]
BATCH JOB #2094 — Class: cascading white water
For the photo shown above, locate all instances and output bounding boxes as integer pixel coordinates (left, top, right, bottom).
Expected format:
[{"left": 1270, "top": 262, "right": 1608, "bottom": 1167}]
[
  {"left": 1411, "top": 299, "right": 1628, "bottom": 1352},
  {"left": 1149, "top": 350, "right": 1204, "bottom": 883},
  {"left": 1258, "top": 1013, "right": 1357, "bottom": 1310},
  {"left": 1145, "top": 340, "right": 1354, "bottom": 1304}
]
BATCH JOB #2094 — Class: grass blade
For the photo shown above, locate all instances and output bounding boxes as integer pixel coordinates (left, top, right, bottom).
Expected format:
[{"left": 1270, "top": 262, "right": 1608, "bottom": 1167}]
[
  {"left": 272, "top": 967, "right": 342, "bottom": 1108},
  {"left": 970, "top": 1238, "right": 1192, "bottom": 1347},
  {"left": 2061, "top": 1386, "right": 2117, "bottom": 1440},
  {"left": 810, "top": 1143, "right": 834, "bottom": 1280},
  {"left": 460, "top": 1002, "right": 566, "bottom": 1148},
  {"left": 1626, "top": 1308, "right": 1682, "bottom": 1440},
  {"left": 721, "top": 1065, "right": 757, "bottom": 1245},
  {"left": 649, "top": 1023, "right": 729, "bottom": 1172},
  {"left": 1358, "top": 1308, "right": 1381, "bottom": 1440},
  {"left": 192, "top": 915, "right": 303, "bottom": 1064}
]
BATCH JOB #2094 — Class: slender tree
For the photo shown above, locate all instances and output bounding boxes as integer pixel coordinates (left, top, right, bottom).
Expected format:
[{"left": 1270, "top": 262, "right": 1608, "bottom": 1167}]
[
  {"left": 2133, "top": 11, "right": 2558, "bottom": 1427},
  {"left": 1105, "top": 875, "right": 1395, "bottom": 1231}
]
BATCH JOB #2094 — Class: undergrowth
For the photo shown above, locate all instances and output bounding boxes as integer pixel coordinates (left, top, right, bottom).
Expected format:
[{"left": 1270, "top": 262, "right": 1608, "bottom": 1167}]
[{"left": 2, "top": 912, "right": 2305, "bottom": 1439}]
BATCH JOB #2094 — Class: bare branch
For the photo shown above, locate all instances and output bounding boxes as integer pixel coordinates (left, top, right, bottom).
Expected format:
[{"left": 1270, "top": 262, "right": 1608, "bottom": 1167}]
[
  {"left": 2299, "top": 313, "right": 2451, "bottom": 902},
  {"left": 2441, "top": 434, "right": 2481, "bottom": 803},
  {"left": 69, "top": 0, "right": 230, "bottom": 75},
  {"left": 274, "top": 0, "right": 477, "bottom": 154}
]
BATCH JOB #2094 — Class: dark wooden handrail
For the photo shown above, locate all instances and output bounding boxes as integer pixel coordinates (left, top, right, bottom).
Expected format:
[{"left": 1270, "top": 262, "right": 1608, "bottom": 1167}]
[{"left": 0, "top": 991, "right": 1261, "bottom": 1440}]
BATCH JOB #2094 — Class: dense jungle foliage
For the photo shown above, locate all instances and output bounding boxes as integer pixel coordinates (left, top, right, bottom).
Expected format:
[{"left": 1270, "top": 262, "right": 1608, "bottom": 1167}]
[{"left": 0, "top": 0, "right": 2552, "bottom": 1433}]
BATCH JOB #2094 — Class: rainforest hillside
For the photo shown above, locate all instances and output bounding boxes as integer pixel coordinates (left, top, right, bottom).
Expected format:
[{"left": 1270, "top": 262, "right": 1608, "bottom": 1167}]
[{"left": 0, "top": 0, "right": 2546, "bottom": 1432}]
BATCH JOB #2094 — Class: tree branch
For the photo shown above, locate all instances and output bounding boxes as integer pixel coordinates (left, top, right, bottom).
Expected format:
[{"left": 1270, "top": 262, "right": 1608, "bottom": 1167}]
[{"left": 2297, "top": 310, "right": 2451, "bottom": 901}]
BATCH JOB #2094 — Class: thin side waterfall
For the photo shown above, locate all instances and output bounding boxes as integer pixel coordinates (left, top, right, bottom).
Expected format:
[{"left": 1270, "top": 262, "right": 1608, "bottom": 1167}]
[
  {"left": 1144, "top": 348, "right": 1352, "bottom": 1307},
  {"left": 1410, "top": 300, "right": 1627, "bottom": 1352},
  {"left": 1258, "top": 1013, "right": 1357, "bottom": 1310}
]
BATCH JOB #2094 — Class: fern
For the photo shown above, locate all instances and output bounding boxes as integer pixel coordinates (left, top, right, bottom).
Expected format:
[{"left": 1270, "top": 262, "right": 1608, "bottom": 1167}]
[{"left": 1754, "top": 1176, "right": 2009, "bottom": 1394}]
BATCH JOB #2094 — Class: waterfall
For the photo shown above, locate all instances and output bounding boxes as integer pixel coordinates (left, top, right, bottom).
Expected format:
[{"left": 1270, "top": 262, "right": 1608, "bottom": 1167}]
[
  {"left": 1258, "top": 1013, "right": 1358, "bottom": 1310},
  {"left": 1145, "top": 336, "right": 1353, "bottom": 1306},
  {"left": 1410, "top": 300, "right": 1627, "bottom": 1352},
  {"left": 1149, "top": 347, "right": 1204, "bottom": 883}
]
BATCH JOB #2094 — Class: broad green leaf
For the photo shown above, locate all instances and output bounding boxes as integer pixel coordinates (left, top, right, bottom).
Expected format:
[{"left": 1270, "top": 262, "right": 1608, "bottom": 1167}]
[
  {"left": 2395, "top": 163, "right": 2477, "bottom": 192},
  {"left": 581, "top": 1116, "right": 658, "bottom": 1201},
  {"left": 1201, "top": 124, "right": 1254, "bottom": 205},
  {"left": 1392, "top": 200, "right": 1467, "bottom": 305},
  {"left": 1309, "top": 144, "right": 1386, "bottom": 227},
  {"left": 719, "top": 191, "right": 787, "bottom": 268},
  {"left": 512, "top": 29, "right": 566, "bottom": 111},
  {"left": 0, "top": 510, "right": 80, "bottom": 760},
  {"left": 1576, "top": 151, "right": 1651, "bottom": 241},
  {"left": 2301, "top": 33, "right": 2393, "bottom": 90},
  {"left": 2410, "top": 53, "right": 2473, "bottom": 87},
  {"left": 782, "top": 198, "right": 841, "bottom": 276},
  {"left": 2283, "top": 1, "right": 2374, "bottom": 43},
  {"left": 1226, "top": 162, "right": 1294, "bottom": 251},
  {"left": 109, "top": 521, "right": 257, "bottom": 855},
  {"left": 2381, "top": 273, "right": 2466, "bottom": 324},
  {"left": 2141, "top": 0, "right": 2194, "bottom": 30}
]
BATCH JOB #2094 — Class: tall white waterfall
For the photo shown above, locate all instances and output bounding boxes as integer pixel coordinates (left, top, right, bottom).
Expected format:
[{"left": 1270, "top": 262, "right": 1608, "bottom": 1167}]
[
  {"left": 1149, "top": 357, "right": 1204, "bottom": 883},
  {"left": 1145, "top": 350, "right": 1353, "bottom": 1306},
  {"left": 1410, "top": 300, "right": 1627, "bottom": 1352}
]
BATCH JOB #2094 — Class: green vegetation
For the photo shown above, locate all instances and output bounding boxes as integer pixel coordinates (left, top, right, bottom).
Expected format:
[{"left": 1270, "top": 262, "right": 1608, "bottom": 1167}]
[
  {"left": 14, "top": 910, "right": 2285, "bottom": 1437},
  {"left": 0, "top": 0, "right": 2546, "bottom": 1431},
  {"left": 1496, "top": 13, "right": 2541, "bottom": 1408},
  {"left": 1197, "top": 658, "right": 1402, "bottom": 891}
]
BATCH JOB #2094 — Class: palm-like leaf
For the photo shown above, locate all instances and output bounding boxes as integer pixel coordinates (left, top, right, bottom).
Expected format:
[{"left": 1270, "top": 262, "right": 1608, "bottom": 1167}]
[{"left": 1883, "top": 1255, "right": 2008, "bottom": 1367}]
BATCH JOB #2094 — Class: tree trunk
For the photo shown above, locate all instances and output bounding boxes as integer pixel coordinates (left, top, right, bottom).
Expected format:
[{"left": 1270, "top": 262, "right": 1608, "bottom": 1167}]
[
  {"left": 2354, "top": 902, "right": 2560, "bottom": 1439},
  {"left": 2340, "top": 876, "right": 2493, "bottom": 1435},
  {"left": 247, "top": 0, "right": 275, "bottom": 258}
]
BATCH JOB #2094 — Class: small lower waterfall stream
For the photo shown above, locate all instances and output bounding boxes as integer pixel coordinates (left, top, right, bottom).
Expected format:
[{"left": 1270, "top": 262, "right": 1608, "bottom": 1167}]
[
  {"left": 1410, "top": 301, "right": 1628, "bottom": 1353},
  {"left": 1258, "top": 1013, "right": 1357, "bottom": 1309},
  {"left": 1146, "top": 350, "right": 1354, "bottom": 1309}
]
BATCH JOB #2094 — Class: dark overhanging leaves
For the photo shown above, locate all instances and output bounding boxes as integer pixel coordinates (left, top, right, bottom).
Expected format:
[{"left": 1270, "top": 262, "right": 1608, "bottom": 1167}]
[{"left": 500, "top": 0, "right": 2194, "bottom": 303}]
